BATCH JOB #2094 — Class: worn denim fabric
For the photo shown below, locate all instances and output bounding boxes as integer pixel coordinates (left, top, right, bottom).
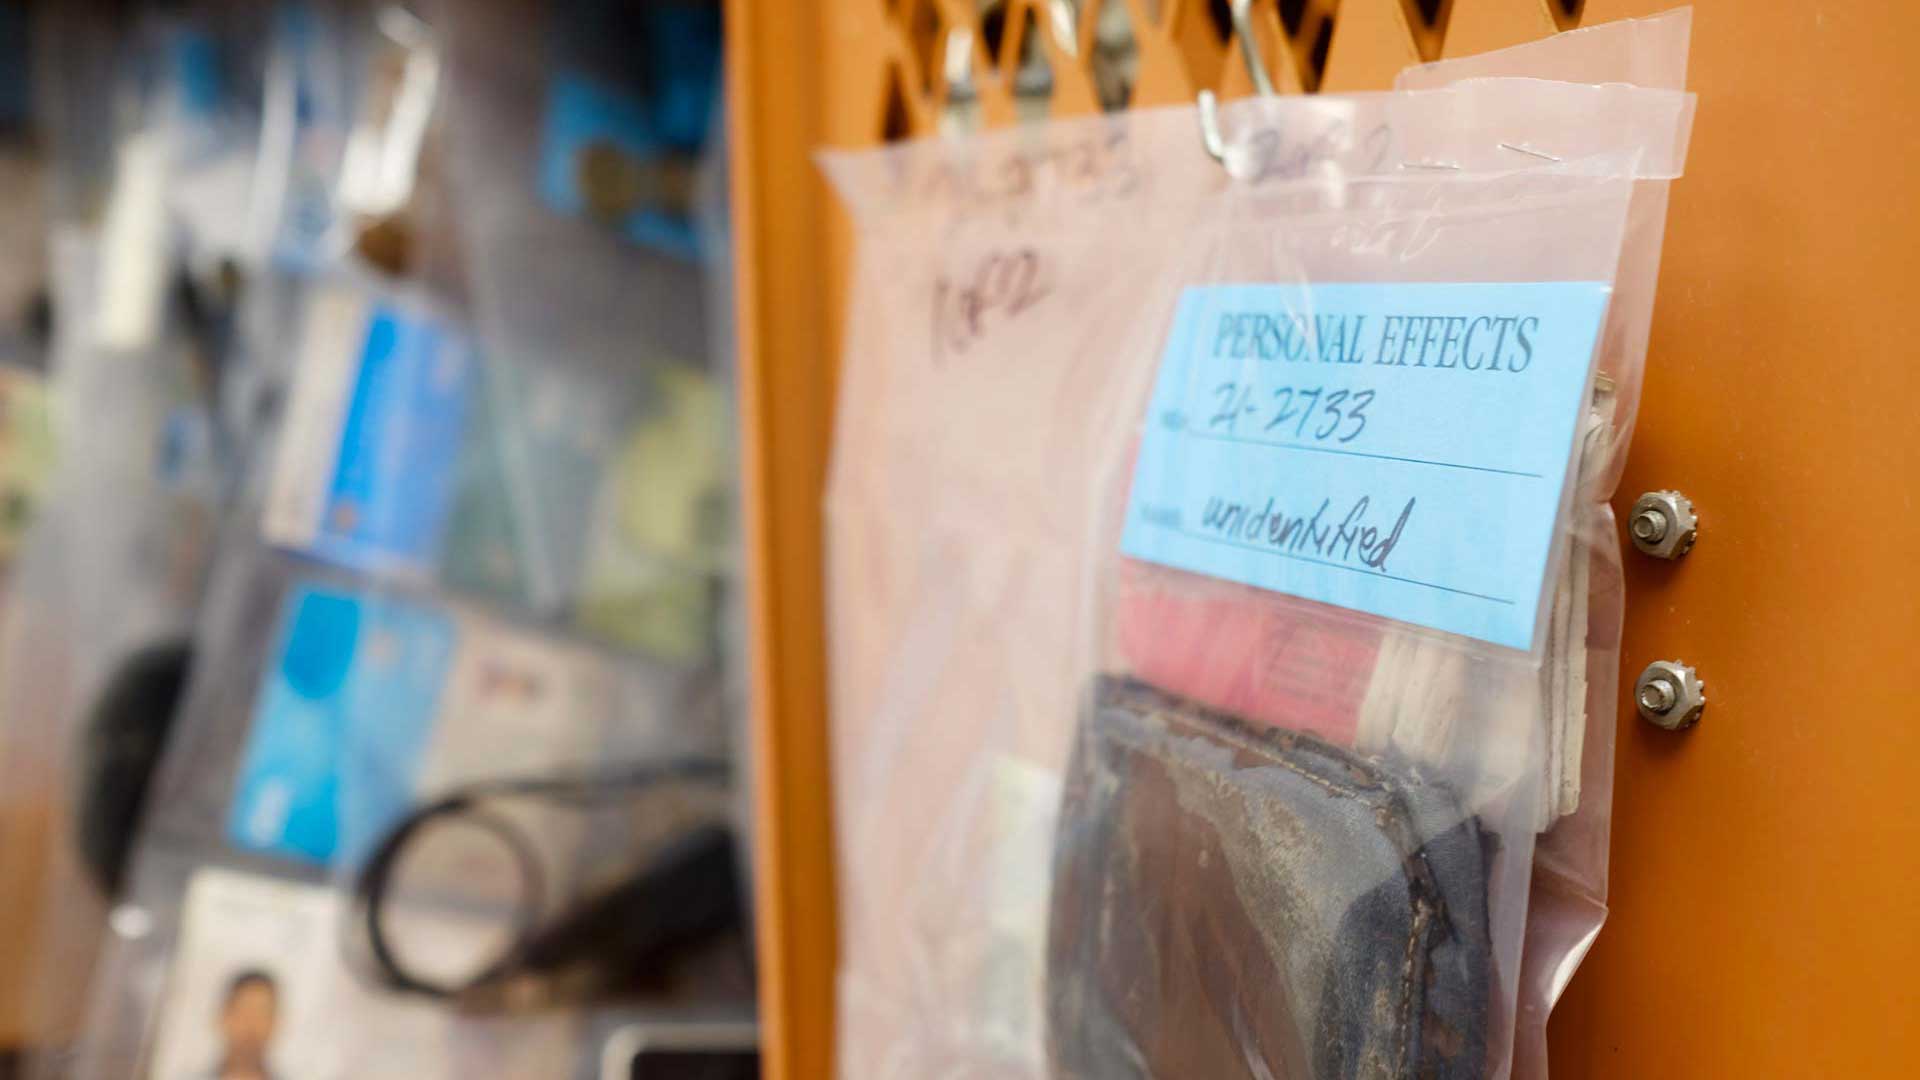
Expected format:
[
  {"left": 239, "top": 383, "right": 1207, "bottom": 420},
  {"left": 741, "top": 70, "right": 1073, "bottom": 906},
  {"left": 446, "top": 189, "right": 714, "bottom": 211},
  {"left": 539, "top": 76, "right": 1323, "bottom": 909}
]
[{"left": 1047, "top": 677, "right": 1490, "bottom": 1079}]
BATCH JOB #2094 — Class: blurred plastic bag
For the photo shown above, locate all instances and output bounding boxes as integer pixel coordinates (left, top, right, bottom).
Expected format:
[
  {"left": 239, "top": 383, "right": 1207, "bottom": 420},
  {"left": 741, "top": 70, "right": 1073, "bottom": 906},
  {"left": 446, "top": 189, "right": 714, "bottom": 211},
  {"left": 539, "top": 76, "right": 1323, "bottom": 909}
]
[
  {"left": 239, "top": 0, "right": 736, "bottom": 667},
  {"left": 12, "top": 4, "right": 747, "bottom": 1073},
  {"left": 252, "top": 268, "right": 730, "bottom": 666},
  {"left": 438, "top": 0, "right": 733, "bottom": 662},
  {"left": 0, "top": 11, "right": 268, "bottom": 1054},
  {"left": 822, "top": 19, "right": 1691, "bottom": 1077},
  {"left": 0, "top": 219, "right": 226, "bottom": 1057},
  {"left": 70, "top": 537, "right": 743, "bottom": 1078},
  {"left": 140, "top": 867, "right": 576, "bottom": 1080}
]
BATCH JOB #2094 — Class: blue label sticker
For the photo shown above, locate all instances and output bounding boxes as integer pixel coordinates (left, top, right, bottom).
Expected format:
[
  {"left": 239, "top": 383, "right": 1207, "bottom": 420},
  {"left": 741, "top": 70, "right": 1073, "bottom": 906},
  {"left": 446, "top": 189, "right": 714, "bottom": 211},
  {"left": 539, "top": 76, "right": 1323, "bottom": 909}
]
[
  {"left": 1121, "top": 282, "right": 1611, "bottom": 651},
  {"left": 309, "top": 305, "right": 474, "bottom": 575},
  {"left": 227, "top": 585, "right": 456, "bottom": 864}
]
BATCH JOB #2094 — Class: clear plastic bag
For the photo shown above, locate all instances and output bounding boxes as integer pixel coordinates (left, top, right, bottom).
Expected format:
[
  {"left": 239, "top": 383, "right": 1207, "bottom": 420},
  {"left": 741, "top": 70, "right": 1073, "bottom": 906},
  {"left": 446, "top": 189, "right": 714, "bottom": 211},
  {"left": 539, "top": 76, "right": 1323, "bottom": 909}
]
[
  {"left": 1393, "top": 13, "right": 1697, "bottom": 1073},
  {"left": 822, "top": 22, "right": 1691, "bottom": 1077},
  {"left": 1061, "top": 158, "right": 1637, "bottom": 1080},
  {"left": 240, "top": 0, "right": 736, "bottom": 667},
  {"left": 45, "top": 5, "right": 749, "bottom": 1071},
  {"left": 0, "top": 219, "right": 227, "bottom": 1060},
  {"left": 69, "top": 536, "right": 745, "bottom": 1078},
  {"left": 438, "top": 0, "right": 731, "bottom": 652}
]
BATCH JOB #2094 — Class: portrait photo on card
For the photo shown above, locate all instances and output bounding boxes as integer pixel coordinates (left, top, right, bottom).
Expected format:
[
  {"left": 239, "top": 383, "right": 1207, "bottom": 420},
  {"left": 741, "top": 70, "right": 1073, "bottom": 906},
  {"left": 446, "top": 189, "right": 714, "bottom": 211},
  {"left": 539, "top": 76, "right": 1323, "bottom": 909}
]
[
  {"left": 143, "top": 869, "right": 521, "bottom": 1080},
  {"left": 146, "top": 870, "right": 334, "bottom": 1080}
]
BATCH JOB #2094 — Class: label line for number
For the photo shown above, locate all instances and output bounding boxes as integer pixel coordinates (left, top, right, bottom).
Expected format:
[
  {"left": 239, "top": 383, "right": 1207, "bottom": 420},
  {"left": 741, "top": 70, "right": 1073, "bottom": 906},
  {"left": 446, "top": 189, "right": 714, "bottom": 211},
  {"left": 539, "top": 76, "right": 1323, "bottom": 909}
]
[
  {"left": 1182, "top": 429, "right": 1544, "bottom": 479},
  {"left": 1170, "top": 526, "right": 1517, "bottom": 606}
]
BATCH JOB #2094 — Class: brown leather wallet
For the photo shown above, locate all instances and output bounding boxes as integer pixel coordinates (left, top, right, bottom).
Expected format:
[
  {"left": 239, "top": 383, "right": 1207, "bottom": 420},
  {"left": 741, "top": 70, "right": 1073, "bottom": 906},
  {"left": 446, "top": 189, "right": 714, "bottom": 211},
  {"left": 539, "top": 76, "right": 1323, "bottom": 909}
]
[{"left": 1047, "top": 676, "right": 1491, "bottom": 1079}]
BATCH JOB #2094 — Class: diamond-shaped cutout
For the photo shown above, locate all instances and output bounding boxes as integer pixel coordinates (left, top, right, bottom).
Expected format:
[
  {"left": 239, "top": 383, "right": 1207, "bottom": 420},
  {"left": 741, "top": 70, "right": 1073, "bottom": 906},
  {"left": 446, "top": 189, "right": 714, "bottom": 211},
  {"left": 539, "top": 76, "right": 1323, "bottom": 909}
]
[
  {"left": 1399, "top": 0, "right": 1452, "bottom": 60},
  {"left": 1011, "top": 5, "right": 1056, "bottom": 122},
  {"left": 979, "top": 0, "right": 1011, "bottom": 60},
  {"left": 881, "top": 63, "right": 914, "bottom": 141},
  {"left": 1304, "top": 8, "right": 1333, "bottom": 89},
  {"left": 1090, "top": 0, "right": 1138, "bottom": 111},
  {"left": 903, "top": 0, "right": 946, "bottom": 95},
  {"left": 1278, "top": 0, "right": 1307, "bottom": 34},
  {"left": 1202, "top": 0, "right": 1233, "bottom": 43}
]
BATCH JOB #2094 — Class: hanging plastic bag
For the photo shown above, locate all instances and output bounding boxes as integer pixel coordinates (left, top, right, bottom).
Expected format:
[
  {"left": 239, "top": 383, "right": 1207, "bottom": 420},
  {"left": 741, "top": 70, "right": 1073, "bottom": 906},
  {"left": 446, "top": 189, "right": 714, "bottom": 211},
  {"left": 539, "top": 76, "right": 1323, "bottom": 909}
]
[
  {"left": 248, "top": 39, "right": 735, "bottom": 667},
  {"left": 1392, "top": 11, "right": 1696, "bottom": 1073},
  {"left": 0, "top": 218, "right": 230, "bottom": 1060},
  {"left": 69, "top": 538, "right": 746, "bottom": 1078},
  {"left": 821, "top": 20, "right": 1692, "bottom": 1077}
]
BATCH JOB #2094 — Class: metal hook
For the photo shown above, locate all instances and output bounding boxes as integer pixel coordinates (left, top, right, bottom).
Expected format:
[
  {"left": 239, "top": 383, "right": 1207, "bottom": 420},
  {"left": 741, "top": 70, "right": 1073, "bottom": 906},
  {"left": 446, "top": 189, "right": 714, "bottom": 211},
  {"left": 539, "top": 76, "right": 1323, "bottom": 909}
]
[
  {"left": 1197, "top": 0, "right": 1276, "bottom": 165},
  {"left": 1197, "top": 90, "right": 1227, "bottom": 162},
  {"left": 1228, "top": 0, "right": 1277, "bottom": 99}
]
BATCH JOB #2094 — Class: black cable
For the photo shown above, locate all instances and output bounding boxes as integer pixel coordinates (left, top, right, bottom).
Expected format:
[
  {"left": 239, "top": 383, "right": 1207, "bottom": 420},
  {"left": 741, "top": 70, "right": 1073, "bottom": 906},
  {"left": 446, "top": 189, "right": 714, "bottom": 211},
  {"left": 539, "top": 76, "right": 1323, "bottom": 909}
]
[
  {"left": 356, "top": 793, "right": 545, "bottom": 998},
  {"left": 351, "top": 759, "right": 735, "bottom": 1003}
]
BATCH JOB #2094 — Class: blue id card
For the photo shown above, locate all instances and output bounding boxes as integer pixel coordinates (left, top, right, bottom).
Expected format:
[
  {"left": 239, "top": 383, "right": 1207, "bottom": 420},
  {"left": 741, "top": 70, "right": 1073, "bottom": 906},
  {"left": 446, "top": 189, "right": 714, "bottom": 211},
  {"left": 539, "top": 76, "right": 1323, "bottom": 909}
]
[
  {"left": 227, "top": 585, "right": 457, "bottom": 864},
  {"left": 315, "top": 306, "right": 474, "bottom": 573},
  {"left": 268, "top": 295, "right": 477, "bottom": 578},
  {"left": 1120, "top": 282, "right": 1611, "bottom": 652}
]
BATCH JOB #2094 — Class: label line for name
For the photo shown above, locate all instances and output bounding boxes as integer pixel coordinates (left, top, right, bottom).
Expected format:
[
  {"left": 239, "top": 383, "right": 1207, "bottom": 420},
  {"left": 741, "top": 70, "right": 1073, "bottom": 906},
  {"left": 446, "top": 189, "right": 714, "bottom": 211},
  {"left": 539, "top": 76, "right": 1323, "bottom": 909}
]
[
  {"left": 1181, "top": 428, "right": 1544, "bottom": 479},
  {"left": 1170, "top": 526, "right": 1516, "bottom": 606}
]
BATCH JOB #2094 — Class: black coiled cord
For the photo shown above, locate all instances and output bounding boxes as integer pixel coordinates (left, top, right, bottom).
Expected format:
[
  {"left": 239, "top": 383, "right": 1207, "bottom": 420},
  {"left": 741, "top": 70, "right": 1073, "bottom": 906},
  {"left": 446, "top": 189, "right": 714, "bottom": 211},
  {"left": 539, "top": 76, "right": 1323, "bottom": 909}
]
[{"left": 350, "top": 759, "right": 736, "bottom": 1004}]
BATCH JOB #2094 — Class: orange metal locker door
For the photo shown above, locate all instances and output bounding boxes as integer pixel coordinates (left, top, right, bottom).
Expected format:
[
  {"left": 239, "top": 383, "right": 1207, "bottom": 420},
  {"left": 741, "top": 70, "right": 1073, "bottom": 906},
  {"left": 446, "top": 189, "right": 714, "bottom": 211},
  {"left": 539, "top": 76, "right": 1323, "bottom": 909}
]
[
  {"left": 1550, "top": 3, "right": 1920, "bottom": 1076},
  {"left": 727, "top": 3, "right": 1920, "bottom": 1076}
]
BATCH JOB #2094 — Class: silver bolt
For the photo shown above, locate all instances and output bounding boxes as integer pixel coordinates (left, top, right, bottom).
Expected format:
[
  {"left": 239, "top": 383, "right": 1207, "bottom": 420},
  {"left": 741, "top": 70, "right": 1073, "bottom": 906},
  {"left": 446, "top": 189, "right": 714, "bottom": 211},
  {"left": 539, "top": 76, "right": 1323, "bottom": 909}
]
[
  {"left": 1628, "top": 490, "right": 1697, "bottom": 559},
  {"left": 1630, "top": 508, "right": 1668, "bottom": 544},
  {"left": 1635, "top": 660, "right": 1705, "bottom": 730},
  {"left": 1636, "top": 677, "right": 1676, "bottom": 714}
]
